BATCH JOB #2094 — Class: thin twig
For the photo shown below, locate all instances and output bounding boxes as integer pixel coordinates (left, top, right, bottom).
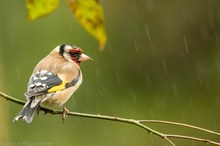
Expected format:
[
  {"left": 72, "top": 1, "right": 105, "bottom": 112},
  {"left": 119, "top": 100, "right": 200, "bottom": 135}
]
[
  {"left": 0, "top": 91, "right": 220, "bottom": 146},
  {"left": 164, "top": 136, "right": 176, "bottom": 146},
  {"left": 167, "top": 134, "right": 220, "bottom": 145},
  {"left": 0, "top": 91, "right": 25, "bottom": 105},
  {"left": 139, "top": 120, "right": 220, "bottom": 136}
]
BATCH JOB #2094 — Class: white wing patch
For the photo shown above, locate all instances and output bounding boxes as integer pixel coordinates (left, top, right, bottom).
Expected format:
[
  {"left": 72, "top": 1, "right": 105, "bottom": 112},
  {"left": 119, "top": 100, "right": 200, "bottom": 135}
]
[
  {"left": 25, "top": 69, "right": 81, "bottom": 99},
  {"left": 25, "top": 70, "right": 63, "bottom": 97}
]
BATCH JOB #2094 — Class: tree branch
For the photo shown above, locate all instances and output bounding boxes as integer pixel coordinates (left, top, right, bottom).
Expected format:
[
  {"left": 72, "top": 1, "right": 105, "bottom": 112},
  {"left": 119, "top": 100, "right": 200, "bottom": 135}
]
[
  {"left": 0, "top": 91, "right": 25, "bottom": 106},
  {"left": 139, "top": 120, "right": 220, "bottom": 136},
  {"left": 0, "top": 91, "right": 220, "bottom": 146},
  {"left": 167, "top": 134, "right": 220, "bottom": 145}
]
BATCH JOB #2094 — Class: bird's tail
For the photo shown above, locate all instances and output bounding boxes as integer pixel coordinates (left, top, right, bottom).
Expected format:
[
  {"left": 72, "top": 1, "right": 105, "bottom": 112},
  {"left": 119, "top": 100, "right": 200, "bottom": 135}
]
[{"left": 13, "top": 98, "right": 41, "bottom": 124}]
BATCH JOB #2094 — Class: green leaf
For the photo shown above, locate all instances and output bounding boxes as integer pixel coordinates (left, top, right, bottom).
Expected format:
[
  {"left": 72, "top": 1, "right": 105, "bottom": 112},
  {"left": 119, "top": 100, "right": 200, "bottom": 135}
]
[
  {"left": 68, "top": 0, "right": 107, "bottom": 50},
  {"left": 26, "top": 0, "right": 59, "bottom": 21}
]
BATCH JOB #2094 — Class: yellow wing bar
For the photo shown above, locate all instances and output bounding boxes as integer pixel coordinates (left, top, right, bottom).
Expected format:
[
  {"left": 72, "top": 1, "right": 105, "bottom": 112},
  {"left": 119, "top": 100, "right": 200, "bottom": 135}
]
[{"left": 47, "top": 82, "right": 67, "bottom": 93}]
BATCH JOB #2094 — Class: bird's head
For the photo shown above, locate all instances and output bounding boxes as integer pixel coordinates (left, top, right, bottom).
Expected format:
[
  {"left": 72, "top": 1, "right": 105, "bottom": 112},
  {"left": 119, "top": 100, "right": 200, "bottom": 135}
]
[{"left": 54, "top": 44, "right": 92, "bottom": 65}]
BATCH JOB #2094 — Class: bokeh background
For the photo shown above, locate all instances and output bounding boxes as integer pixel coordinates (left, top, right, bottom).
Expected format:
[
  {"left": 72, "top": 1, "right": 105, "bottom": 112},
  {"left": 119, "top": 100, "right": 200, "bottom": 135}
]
[{"left": 0, "top": 0, "right": 220, "bottom": 146}]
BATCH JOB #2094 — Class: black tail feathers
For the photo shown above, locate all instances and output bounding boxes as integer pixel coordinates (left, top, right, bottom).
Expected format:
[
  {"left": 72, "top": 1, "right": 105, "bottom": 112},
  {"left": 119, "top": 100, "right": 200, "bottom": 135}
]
[{"left": 13, "top": 98, "right": 41, "bottom": 124}]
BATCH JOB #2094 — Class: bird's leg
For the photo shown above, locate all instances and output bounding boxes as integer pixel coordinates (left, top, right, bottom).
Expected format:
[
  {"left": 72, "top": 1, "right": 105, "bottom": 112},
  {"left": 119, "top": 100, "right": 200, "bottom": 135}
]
[{"left": 62, "top": 106, "right": 69, "bottom": 123}]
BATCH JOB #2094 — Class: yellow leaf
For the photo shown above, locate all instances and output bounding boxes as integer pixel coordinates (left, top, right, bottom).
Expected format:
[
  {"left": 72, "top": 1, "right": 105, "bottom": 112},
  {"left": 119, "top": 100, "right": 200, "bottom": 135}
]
[
  {"left": 68, "top": 0, "right": 107, "bottom": 51},
  {"left": 26, "top": 0, "right": 59, "bottom": 21}
]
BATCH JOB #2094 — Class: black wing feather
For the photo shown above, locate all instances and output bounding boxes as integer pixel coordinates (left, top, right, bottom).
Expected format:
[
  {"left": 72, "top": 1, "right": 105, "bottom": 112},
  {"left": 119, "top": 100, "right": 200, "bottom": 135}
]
[{"left": 25, "top": 70, "right": 62, "bottom": 97}]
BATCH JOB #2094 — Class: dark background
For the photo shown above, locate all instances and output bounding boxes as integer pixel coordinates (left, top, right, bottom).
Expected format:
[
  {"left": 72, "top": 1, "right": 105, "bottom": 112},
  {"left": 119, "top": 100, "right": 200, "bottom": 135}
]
[{"left": 0, "top": 0, "right": 220, "bottom": 146}]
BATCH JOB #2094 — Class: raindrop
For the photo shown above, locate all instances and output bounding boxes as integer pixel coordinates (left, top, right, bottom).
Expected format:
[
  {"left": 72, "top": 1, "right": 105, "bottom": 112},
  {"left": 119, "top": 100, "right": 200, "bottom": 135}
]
[
  {"left": 164, "top": 79, "right": 170, "bottom": 91},
  {"left": 183, "top": 37, "right": 189, "bottom": 54},
  {"left": 94, "top": 50, "right": 98, "bottom": 62},
  {"left": 145, "top": 73, "right": 152, "bottom": 89},
  {"left": 188, "top": 95, "right": 194, "bottom": 108},
  {"left": 98, "top": 90, "right": 104, "bottom": 97},
  {"left": 145, "top": 23, "right": 151, "bottom": 40},
  {"left": 185, "top": 8, "right": 192, "bottom": 21},
  {"left": 149, "top": 132, "right": 154, "bottom": 144},
  {"left": 182, "top": 8, "right": 186, "bottom": 20},
  {"left": 133, "top": 96, "right": 137, "bottom": 104},
  {"left": 115, "top": 71, "right": 121, "bottom": 84},
  {"left": 145, "top": 0, "right": 154, "bottom": 12},
  {"left": 129, "top": 89, "right": 137, "bottom": 104},
  {"left": 191, "top": 141, "right": 196, "bottom": 146},
  {"left": 197, "top": 75, "right": 203, "bottom": 86},
  {"left": 151, "top": 44, "right": 157, "bottom": 56},
  {"left": 16, "top": 66, "right": 21, "bottom": 81},
  {"left": 134, "top": 40, "right": 139, "bottom": 53},
  {"left": 171, "top": 82, "right": 178, "bottom": 97},
  {"left": 161, "top": 59, "right": 168, "bottom": 74}
]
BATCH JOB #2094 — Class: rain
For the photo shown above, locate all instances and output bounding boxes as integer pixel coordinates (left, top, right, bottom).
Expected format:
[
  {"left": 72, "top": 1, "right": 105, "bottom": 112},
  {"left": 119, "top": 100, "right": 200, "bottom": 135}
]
[
  {"left": 183, "top": 36, "right": 189, "bottom": 54},
  {"left": 145, "top": 23, "right": 151, "bottom": 41}
]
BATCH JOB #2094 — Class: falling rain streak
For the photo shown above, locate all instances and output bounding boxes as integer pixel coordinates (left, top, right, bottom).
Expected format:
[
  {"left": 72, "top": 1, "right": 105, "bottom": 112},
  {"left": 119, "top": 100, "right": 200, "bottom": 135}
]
[
  {"left": 115, "top": 71, "right": 121, "bottom": 84},
  {"left": 145, "top": 73, "right": 152, "bottom": 89},
  {"left": 129, "top": 89, "right": 137, "bottom": 104},
  {"left": 134, "top": 40, "right": 139, "bottom": 53},
  {"left": 183, "top": 37, "right": 189, "bottom": 54},
  {"left": 161, "top": 59, "right": 168, "bottom": 74},
  {"left": 164, "top": 79, "right": 170, "bottom": 91},
  {"left": 98, "top": 90, "right": 104, "bottom": 97},
  {"left": 145, "top": 23, "right": 151, "bottom": 40},
  {"left": 198, "top": 75, "right": 203, "bottom": 86},
  {"left": 182, "top": 8, "right": 186, "bottom": 20}
]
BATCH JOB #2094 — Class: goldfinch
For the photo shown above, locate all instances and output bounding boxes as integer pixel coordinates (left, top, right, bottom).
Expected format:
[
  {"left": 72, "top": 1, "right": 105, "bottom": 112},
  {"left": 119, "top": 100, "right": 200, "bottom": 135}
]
[{"left": 13, "top": 44, "right": 92, "bottom": 123}]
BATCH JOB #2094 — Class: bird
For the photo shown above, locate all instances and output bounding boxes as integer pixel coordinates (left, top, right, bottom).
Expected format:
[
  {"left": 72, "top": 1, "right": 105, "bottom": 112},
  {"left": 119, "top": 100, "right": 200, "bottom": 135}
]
[{"left": 13, "top": 44, "right": 92, "bottom": 123}]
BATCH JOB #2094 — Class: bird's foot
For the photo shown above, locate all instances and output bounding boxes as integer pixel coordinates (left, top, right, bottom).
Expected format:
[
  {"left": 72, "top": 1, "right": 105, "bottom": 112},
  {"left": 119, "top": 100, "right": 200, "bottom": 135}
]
[{"left": 62, "top": 106, "right": 69, "bottom": 123}]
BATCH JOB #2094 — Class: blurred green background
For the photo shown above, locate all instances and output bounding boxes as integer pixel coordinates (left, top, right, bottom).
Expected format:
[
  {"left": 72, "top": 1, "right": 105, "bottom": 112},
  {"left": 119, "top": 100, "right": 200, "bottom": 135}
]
[{"left": 0, "top": 0, "right": 220, "bottom": 146}]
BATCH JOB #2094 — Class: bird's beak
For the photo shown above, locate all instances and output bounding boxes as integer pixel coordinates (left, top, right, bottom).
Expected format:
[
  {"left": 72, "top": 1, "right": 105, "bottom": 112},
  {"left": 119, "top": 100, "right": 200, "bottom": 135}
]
[{"left": 78, "top": 53, "right": 93, "bottom": 62}]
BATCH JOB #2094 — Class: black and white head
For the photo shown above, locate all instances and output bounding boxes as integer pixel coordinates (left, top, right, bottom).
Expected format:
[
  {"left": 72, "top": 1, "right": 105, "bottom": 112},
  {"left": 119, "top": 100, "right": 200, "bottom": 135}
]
[{"left": 54, "top": 44, "right": 92, "bottom": 65}]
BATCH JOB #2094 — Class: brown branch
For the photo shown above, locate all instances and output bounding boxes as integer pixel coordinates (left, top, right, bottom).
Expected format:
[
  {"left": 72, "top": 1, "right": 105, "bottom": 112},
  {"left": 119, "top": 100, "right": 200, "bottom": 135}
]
[
  {"left": 0, "top": 91, "right": 220, "bottom": 146},
  {"left": 0, "top": 91, "right": 25, "bottom": 105},
  {"left": 139, "top": 120, "right": 220, "bottom": 136},
  {"left": 167, "top": 134, "right": 220, "bottom": 145}
]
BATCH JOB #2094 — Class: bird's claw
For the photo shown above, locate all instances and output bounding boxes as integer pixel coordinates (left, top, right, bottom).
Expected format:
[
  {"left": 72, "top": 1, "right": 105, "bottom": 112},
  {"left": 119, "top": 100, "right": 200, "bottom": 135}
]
[{"left": 62, "top": 106, "right": 69, "bottom": 123}]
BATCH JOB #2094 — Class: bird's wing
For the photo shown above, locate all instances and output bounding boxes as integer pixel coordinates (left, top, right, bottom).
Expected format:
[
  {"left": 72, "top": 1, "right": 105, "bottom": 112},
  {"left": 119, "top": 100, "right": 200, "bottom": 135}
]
[{"left": 25, "top": 70, "right": 80, "bottom": 98}]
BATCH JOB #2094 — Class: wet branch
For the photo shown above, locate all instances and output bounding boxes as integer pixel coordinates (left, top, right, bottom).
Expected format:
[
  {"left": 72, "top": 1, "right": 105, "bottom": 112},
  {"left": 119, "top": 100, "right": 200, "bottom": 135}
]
[
  {"left": 139, "top": 120, "right": 220, "bottom": 136},
  {"left": 1, "top": 91, "right": 220, "bottom": 146}
]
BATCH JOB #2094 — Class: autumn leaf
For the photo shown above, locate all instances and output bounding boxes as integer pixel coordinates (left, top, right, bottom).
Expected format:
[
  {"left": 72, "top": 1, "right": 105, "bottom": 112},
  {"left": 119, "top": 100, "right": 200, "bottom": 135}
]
[
  {"left": 68, "top": 0, "right": 107, "bottom": 50},
  {"left": 26, "top": 0, "right": 59, "bottom": 21}
]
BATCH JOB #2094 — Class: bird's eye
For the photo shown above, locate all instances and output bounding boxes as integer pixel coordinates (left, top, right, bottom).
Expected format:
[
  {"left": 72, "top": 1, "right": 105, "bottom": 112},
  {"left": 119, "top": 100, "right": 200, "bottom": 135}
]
[
  {"left": 69, "top": 52, "right": 78, "bottom": 58},
  {"left": 69, "top": 48, "right": 83, "bottom": 60}
]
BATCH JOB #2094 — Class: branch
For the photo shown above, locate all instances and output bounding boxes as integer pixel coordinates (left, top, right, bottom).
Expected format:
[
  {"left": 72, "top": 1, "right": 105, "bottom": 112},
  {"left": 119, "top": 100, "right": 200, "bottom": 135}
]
[
  {"left": 0, "top": 91, "right": 25, "bottom": 105},
  {"left": 1, "top": 91, "right": 220, "bottom": 146},
  {"left": 139, "top": 120, "right": 220, "bottom": 136},
  {"left": 167, "top": 134, "right": 220, "bottom": 145}
]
